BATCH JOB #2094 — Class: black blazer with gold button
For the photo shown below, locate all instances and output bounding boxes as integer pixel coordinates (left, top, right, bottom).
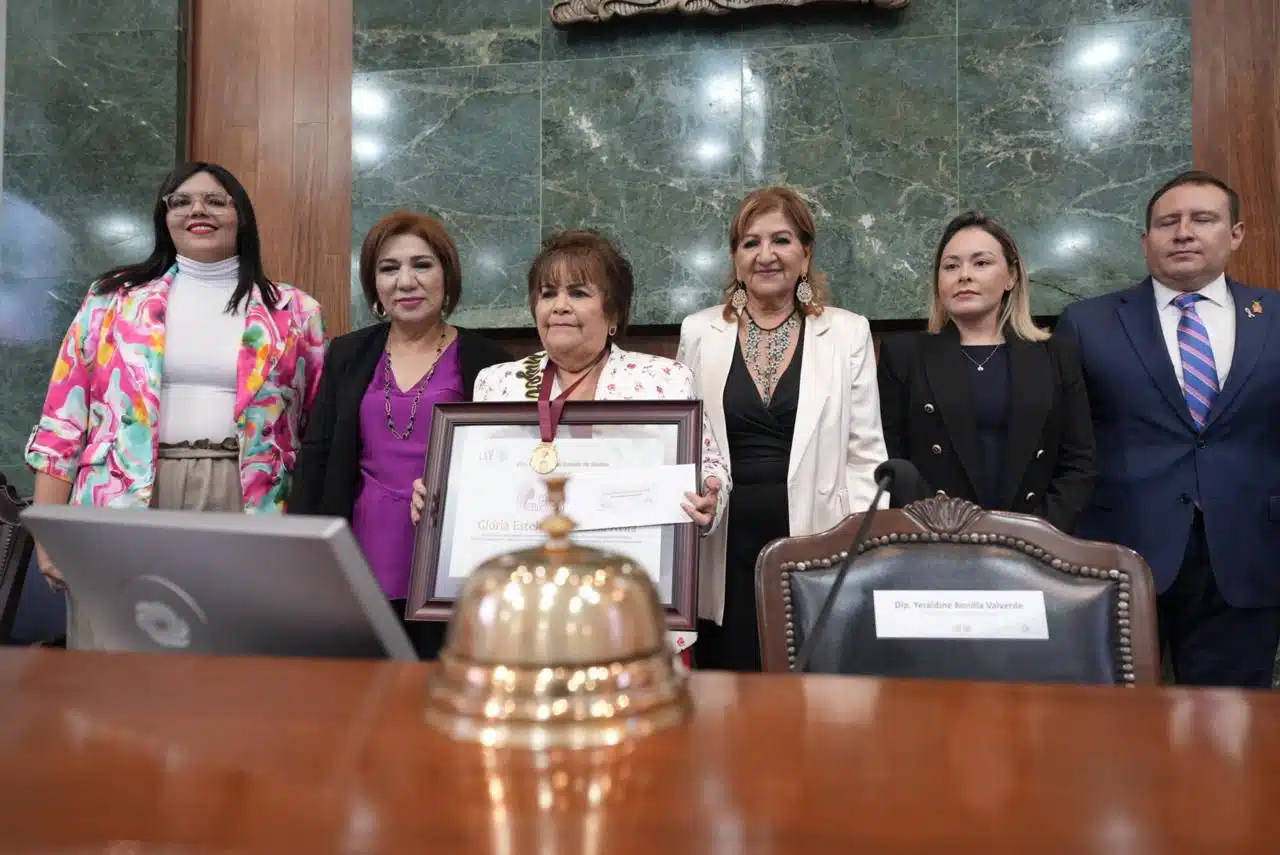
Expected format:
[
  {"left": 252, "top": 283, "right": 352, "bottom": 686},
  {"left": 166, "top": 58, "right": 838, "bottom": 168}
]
[{"left": 876, "top": 325, "right": 1096, "bottom": 534}]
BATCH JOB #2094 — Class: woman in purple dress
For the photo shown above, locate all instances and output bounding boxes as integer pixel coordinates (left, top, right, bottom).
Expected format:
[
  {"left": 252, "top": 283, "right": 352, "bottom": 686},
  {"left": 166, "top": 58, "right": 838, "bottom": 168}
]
[{"left": 290, "top": 211, "right": 509, "bottom": 657}]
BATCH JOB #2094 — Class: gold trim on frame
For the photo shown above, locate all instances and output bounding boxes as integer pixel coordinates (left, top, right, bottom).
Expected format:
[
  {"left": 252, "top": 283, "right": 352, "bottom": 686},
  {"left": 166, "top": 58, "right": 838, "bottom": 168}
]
[{"left": 552, "top": 0, "right": 910, "bottom": 27}]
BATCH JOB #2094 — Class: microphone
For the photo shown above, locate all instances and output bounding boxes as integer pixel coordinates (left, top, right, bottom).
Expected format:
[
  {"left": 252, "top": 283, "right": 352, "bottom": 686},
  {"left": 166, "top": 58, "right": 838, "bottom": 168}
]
[
  {"left": 791, "top": 458, "right": 923, "bottom": 673},
  {"left": 880, "top": 458, "right": 931, "bottom": 508}
]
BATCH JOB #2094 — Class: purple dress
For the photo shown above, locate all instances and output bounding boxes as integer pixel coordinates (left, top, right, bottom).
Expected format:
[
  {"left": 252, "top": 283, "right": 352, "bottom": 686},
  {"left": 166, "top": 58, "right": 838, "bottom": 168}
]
[{"left": 352, "top": 341, "right": 463, "bottom": 600}]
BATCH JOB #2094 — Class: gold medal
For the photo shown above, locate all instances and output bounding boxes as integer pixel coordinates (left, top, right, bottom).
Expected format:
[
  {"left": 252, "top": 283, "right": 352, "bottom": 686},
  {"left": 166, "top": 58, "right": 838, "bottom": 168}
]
[{"left": 530, "top": 442, "right": 559, "bottom": 475}]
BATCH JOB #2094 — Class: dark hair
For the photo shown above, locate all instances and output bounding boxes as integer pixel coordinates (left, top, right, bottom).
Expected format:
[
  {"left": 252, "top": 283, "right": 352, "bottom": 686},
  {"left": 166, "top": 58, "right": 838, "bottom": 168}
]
[
  {"left": 1145, "top": 170, "right": 1240, "bottom": 229},
  {"left": 92, "top": 162, "right": 277, "bottom": 313},
  {"left": 359, "top": 211, "right": 463, "bottom": 317},
  {"left": 527, "top": 230, "right": 634, "bottom": 334}
]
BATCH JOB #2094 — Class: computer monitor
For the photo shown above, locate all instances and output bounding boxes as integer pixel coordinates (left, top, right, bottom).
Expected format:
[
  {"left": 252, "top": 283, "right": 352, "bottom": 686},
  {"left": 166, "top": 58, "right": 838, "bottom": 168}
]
[{"left": 21, "top": 505, "right": 418, "bottom": 661}]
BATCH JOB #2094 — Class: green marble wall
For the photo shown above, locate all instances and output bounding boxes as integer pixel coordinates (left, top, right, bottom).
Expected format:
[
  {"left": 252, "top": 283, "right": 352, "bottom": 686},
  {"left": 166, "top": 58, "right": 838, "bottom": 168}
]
[
  {"left": 1, "top": 0, "right": 185, "bottom": 490},
  {"left": 351, "top": 0, "right": 1191, "bottom": 330}
]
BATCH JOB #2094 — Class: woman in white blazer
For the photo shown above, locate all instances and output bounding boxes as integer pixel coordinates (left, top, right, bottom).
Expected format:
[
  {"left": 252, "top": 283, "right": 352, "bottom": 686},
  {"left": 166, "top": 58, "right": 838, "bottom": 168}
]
[
  {"left": 412, "top": 229, "right": 730, "bottom": 533},
  {"left": 678, "top": 187, "right": 888, "bottom": 671}
]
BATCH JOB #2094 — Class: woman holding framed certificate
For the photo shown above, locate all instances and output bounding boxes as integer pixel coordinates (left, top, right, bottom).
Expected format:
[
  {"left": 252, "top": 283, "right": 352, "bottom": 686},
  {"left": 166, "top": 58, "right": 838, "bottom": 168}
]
[
  {"left": 678, "top": 187, "right": 890, "bottom": 671},
  {"left": 408, "top": 229, "right": 731, "bottom": 653},
  {"left": 412, "top": 229, "right": 730, "bottom": 532}
]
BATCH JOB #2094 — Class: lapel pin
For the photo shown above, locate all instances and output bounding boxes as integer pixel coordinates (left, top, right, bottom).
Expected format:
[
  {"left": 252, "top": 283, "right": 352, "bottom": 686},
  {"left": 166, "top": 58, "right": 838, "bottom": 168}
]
[{"left": 1249, "top": 300, "right": 1264, "bottom": 317}]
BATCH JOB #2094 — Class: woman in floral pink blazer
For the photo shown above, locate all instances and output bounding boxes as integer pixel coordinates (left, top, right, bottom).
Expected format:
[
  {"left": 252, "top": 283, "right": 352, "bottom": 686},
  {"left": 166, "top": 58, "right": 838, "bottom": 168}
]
[{"left": 26, "top": 162, "right": 325, "bottom": 594}]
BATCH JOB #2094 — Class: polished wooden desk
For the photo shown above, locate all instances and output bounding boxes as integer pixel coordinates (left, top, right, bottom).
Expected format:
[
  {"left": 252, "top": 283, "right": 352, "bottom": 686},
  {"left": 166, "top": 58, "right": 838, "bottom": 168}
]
[{"left": 0, "top": 649, "right": 1276, "bottom": 854}]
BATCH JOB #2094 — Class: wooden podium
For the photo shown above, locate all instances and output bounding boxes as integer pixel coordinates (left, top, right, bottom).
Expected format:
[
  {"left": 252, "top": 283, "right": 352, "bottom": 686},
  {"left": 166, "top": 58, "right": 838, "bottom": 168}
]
[{"left": 0, "top": 649, "right": 1276, "bottom": 853}]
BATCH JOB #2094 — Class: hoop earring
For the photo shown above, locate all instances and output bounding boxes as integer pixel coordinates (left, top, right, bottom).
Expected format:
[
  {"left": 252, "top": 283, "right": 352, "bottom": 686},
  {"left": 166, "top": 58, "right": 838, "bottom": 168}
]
[
  {"left": 372, "top": 301, "right": 387, "bottom": 319},
  {"left": 730, "top": 281, "right": 747, "bottom": 312},
  {"left": 796, "top": 274, "right": 813, "bottom": 306},
  {"left": 607, "top": 324, "right": 618, "bottom": 337}
]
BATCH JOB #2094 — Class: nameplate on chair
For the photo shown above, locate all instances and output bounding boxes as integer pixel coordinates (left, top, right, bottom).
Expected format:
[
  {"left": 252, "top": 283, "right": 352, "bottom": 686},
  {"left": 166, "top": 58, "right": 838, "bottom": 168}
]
[{"left": 871, "top": 591, "right": 1049, "bottom": 640}]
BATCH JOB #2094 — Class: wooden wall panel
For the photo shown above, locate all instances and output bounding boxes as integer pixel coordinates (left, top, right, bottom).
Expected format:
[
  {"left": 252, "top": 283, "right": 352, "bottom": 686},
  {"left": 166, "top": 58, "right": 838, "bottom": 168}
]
[
  {"left": 1193, "top": 0, "right": 1280, "bottom": 290},
  {"left": 324, "top": 0, "right": 354, "bottom": 262},
  {"left": 187, "top": 0, "right": 352, "bottom": 335}
]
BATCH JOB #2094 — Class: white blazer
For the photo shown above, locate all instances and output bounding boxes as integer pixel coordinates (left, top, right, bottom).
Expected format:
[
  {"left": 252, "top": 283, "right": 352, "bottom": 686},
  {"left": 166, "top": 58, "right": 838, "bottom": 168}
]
[
  {"left": 677, "top": 305, "right": 888, "bottom": 624},
  {"left": 474, "top": 344, "right": 731, "bottom": 529}
]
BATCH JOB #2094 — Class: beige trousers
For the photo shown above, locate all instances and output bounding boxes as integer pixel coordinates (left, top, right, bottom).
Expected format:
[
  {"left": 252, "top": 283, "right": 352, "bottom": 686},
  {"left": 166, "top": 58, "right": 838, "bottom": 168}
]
[
  {"left": 66, "top": 440, "right": 243, "bottom": 650},
  {"left": 148, "top": 440, "right": 243, "bottom": 512}
]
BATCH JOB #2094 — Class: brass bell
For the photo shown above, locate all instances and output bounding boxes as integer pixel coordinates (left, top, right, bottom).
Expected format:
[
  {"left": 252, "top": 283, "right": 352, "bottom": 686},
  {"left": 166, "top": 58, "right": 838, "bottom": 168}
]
[{"left": 424, "top": 474, "right": 690, "bottom": 749}]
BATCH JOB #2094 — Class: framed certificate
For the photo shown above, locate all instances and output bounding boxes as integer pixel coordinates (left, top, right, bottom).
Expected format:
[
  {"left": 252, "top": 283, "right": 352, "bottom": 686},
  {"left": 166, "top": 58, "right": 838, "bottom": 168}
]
[{"left": 407, "top": 400, "right": 704, "bottom": 630}]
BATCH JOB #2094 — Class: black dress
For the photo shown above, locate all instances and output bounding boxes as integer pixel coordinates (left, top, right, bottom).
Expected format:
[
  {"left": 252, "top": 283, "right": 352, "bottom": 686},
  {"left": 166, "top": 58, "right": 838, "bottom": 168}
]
[
  {"left": 961, "top": 343, "right": 1011, "bottom": 510},
  {"left": 695, "top": 326, "right": 804, "bottom": 672}
]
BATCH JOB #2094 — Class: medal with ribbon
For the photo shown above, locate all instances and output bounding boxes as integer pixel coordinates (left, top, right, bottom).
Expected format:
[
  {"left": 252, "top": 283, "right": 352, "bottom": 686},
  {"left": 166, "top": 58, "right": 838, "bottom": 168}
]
[{"left": 531, "top": 348, "right": 609, "bottom": 474}]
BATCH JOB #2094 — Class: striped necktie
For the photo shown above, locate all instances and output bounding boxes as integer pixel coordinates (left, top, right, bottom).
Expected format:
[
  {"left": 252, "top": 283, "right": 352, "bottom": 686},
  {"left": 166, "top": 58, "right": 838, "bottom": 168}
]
[{"left": 1173, "top": 292, "right": 1218, "bottom": 429}]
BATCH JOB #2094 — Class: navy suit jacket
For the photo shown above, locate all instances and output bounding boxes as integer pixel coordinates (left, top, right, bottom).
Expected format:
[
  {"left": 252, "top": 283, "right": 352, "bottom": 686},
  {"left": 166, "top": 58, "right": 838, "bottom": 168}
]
[{"left": 1055, "top": 278, "right": 1280, "bottom": 608}]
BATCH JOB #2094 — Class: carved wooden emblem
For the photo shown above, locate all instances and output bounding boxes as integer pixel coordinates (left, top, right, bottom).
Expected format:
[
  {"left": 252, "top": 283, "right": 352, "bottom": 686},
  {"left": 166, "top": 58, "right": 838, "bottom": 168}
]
[
  {"left": 902, "top": 496, "right": 984, "bottom": 536},
  {"left": 552, "top": 0, "right": 910, "bottom": 26}
]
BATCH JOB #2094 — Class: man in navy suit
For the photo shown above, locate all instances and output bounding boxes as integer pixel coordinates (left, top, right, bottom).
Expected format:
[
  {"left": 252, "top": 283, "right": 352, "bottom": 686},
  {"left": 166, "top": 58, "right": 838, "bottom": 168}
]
[{"left": 1056, "top": 171, "right": 1279, "bottom": 688}]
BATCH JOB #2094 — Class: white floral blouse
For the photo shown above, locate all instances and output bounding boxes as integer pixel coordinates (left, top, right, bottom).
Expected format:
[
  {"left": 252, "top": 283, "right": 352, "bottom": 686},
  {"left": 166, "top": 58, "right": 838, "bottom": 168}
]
[{"left": 473, "top": 344, "right": 731, "bottom": 531}]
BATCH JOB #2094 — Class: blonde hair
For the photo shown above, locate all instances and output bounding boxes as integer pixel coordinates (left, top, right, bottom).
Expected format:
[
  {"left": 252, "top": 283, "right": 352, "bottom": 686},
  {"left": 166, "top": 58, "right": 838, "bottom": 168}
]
[
  {"left": 722, "top": 186, "right": 830, "bottom": 321},
  {"left": 927, "top": 211, "right": 1048, "bottom": 342}
]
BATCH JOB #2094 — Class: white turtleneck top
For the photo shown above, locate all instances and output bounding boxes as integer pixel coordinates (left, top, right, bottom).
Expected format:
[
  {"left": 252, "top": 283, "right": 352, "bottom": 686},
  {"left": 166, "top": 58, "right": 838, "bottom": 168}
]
[{"left": 158, "top": 255, "right": 243, "bottom": 445}]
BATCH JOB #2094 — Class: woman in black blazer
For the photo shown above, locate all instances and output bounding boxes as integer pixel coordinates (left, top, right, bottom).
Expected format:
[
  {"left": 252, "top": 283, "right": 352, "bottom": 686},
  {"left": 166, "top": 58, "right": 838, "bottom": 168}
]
[
  {"left": 877, "top": 211, "right": 1095, "bottom": 533},
  {"left": 290, "top": 212, "right": 509, "bottom": 656}
]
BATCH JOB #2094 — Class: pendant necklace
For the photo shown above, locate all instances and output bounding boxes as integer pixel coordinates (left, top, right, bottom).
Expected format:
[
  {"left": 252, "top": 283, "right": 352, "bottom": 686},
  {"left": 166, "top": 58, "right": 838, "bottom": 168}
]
[{"left": 961, "top": 344, "right": 1003, "bottom": 373}]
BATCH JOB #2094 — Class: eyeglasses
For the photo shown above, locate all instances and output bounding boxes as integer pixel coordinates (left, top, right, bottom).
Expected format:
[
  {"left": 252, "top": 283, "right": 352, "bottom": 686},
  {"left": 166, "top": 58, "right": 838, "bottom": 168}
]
[{"left": 162, "top": 192, "right": 233, "bottom": 212}]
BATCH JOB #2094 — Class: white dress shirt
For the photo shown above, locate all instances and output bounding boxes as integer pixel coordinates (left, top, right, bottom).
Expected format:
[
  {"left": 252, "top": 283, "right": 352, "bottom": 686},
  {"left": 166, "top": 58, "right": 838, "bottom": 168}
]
[{"left": 1152, "top": 274, "right": 1234, "bottom": 387}]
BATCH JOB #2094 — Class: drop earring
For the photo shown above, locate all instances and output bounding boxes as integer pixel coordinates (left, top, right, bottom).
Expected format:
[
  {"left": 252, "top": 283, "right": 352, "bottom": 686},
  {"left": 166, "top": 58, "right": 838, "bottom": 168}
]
[
  {"left": 796, "top": 274, "right": 813, "bottom": 306},
  {"left": 730, "top": 281, "right": 747, "bottom": 312}
]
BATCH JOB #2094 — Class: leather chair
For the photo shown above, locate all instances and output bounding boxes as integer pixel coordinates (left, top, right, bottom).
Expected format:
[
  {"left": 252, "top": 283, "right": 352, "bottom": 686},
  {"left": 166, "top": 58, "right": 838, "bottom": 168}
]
[
  {"left": 0, "top": 473, "right": 35, "bottom": 643},
  {"left": 755, "top": 496, "right": 1160, "bottom": 686}
]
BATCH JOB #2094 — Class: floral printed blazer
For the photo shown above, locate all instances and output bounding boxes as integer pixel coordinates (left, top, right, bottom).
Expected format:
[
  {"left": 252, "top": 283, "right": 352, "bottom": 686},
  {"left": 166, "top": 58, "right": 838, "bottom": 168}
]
[
  {"left": 473, "top": 345, "right": 731, "bottom": 530},
  {"left": 24, "top": 265, "right": 326, "bottom": 512}
]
